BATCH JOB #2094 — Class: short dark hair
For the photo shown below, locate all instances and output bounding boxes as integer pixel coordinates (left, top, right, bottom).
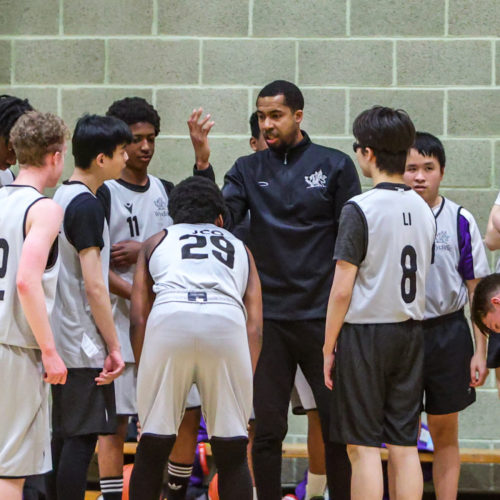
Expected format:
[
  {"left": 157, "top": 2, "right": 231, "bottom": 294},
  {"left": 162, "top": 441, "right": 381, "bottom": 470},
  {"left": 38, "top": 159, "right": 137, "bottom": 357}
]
[
  {"left": 249, "top": 111, "right": 260, "bottom": 140},
  {"left": 0, "top": 95, "right": 34, "bottom": 144},
  {"left": 168, "top": 176, "right": 226, "bottom": 224},
  {"left": 257, "top": 80, "right": 304, "bottom": 112},
  {"left": 412, "top": 131, "right": 446, "bottom": 169},
  {"left": 72, "top": 114, "right": 132, "bottom": 170},
  {"left": 472, "top": 274, "right": 500, "bottom": 335},
  {"left": 106, "top": 97, "right": 161, "bottom": 136},
  {"left": 353, "top": 106, "right": 415, "bottom": 175}
]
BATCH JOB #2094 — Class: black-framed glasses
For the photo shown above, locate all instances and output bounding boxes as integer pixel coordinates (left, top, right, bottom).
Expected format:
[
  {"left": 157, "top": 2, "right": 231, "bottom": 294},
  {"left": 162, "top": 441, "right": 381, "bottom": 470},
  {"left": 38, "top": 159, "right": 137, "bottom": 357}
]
[{"left": 352, "top": 142, "right": 362, "bottom": 153}]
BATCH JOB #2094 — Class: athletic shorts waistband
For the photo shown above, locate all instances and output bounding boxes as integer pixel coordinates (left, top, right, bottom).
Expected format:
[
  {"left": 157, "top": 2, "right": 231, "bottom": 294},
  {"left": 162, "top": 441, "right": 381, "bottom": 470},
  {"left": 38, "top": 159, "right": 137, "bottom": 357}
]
[{"left": 423, "top": 308, "right": 464, "bottom": 327}]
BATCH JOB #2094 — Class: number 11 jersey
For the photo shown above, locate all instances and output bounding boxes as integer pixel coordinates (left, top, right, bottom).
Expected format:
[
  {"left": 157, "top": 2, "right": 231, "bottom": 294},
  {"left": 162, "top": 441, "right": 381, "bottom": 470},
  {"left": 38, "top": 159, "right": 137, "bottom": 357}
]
[{"left": 336, "top": 183, "right": 436, "bottom": 324}]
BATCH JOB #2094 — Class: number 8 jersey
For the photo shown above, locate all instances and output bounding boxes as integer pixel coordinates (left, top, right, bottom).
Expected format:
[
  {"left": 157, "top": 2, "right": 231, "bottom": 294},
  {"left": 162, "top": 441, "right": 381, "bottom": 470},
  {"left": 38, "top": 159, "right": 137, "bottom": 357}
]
[
  {"left": 341, "top": 183, "right": 436, "bottom": 324},
  {"left": 148, "top": 223, "right": 249, "bottom": 315}
]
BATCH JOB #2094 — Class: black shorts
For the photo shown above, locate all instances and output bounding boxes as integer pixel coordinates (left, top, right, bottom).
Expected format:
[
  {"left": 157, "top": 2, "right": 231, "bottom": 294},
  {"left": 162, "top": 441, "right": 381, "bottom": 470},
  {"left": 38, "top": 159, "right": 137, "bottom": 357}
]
[
  {"left": 330, "top": 320, "right": 423, "bottom": 447},
  {"left": 52, "top": 368, "right": 117, "bottom": 438},
  {"left": 487, "top": 332, "right": 500, "bottom": 368},
  {"left": 422, "top": 309, "right": 475, "bottom": 415}
]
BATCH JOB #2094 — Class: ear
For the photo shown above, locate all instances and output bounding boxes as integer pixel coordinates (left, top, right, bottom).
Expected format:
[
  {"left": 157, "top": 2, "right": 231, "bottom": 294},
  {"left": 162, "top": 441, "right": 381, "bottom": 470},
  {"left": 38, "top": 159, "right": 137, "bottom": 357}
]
[
  {"left": 294, "top": 109, "right": 303, "bottom": 124},
  {"left": 215, "top": 214, "right": 224, "bottom": 228},
  {"left": 362, "top": 146, "right": 376, "bottom": 161},
  {"left": 491, "top": 296, "right": 500, "bottom": 306},
  {"left": 249, "top": 137, "right": 258, "bottom": 152},
  {"left": 95, "top": 152, "right": 105, "bottom": 167}
]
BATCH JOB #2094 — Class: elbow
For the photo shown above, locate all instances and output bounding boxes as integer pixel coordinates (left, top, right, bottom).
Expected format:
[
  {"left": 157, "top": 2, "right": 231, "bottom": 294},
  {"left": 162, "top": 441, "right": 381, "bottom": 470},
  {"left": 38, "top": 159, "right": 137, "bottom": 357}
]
[
  {"left": 84, "top": 281, "right": 106, "bottom": 302},
  {"left": 484, "top": 236, "right": 497, "bottom": 251},
  {"left": 16, "top": 275, "right": 33, "bottom": 297},
  {"left": 332, "top": 288, "right": 352, "bottom": 304},
  {"left": 247, "top": 322, "right": 263, "bottom": 345}
]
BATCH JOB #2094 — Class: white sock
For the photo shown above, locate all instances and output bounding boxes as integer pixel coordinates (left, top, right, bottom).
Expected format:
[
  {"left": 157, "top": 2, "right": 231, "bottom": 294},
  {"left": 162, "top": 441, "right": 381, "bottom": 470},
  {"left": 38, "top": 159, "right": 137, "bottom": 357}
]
[
  {"left": 253, "top": 486, "right": 258, "bottom": 499},
  {"left": 305, "top": 471, "right": 327, "bottom": 499}
]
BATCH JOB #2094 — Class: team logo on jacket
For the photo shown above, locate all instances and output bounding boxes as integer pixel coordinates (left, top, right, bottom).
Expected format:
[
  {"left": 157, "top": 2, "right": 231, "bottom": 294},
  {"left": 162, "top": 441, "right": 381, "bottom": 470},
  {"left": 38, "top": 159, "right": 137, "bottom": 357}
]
[{"left": 304, "top": 169, "right": 327, "bottom": 188}]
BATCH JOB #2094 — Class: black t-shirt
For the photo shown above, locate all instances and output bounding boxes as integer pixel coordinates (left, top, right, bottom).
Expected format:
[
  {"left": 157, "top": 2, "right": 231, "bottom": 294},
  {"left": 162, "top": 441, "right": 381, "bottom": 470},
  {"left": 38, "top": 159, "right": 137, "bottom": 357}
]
[
  {"left": 64, "top": 193, "right": 105, "bottom": 252},
  {"left": 333, "top": 202, "right": 368, "bottom": 267}
]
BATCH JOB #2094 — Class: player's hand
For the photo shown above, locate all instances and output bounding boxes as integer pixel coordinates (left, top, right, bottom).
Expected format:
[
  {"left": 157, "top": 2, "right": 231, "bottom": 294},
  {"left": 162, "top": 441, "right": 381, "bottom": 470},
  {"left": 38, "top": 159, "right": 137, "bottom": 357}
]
[
  {"left": 41, "top": 348, "right": 67, "bottom": 385},
  {"left": 470, "top": 352, "right": 488, "bottom": 387},
  {"left": 324, "top": 351, "right": 335, "bottom": 390},
  {"left": 110, "top": 240, "right": 141, "bottom": 268},
  {"left": 187, "top": 107, "right": 214, "bottom": 170},
  {"left": 95, "top": 349, "right": 125, "bottom": 385}
]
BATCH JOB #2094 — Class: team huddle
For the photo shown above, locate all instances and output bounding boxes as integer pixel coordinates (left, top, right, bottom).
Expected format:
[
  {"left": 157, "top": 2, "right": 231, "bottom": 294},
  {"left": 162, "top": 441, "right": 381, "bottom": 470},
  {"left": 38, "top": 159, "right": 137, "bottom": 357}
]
[{"left": 0, "top": 81, "right": 499, "bottom": 500}]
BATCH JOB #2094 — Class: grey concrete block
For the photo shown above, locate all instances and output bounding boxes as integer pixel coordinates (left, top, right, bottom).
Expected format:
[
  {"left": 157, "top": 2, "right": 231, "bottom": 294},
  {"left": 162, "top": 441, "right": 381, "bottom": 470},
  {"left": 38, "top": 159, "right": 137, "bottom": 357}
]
[
  {"left": 14, "top": 40, "right": 105, "bottom": 84},
  {"left": 0, "top": 87, "right": 58, "bottom": 113},
  {"left": 158, "top": 0, "right": 248, "bottom": 36},
  {"left": 0, "top": 42, "right": 10, "bottom": 85},
  {"left": 287, "top": 412, "right": 308, "bottom": 437},
  {"left": 0, "top": 0, "right": 59, "bottom": 35},
  {"left": 203, "top": 40, "right": 295, "bottom": 85},
  {"left": 108, "top": 40, "right": 199, "bottom": 85},
  {"left": 150, "top": 137, "right": 249, "bottom": 185},
  {"left": 449, "top": 0, "right": 500, "bottom": 36},
  {"left": 458, "top": 389, "right": 500, "bottom": 440},
  {"left": 497, "top": 41, "right": 500, "bottom": 85},
  {"left": 156, "top": 88, "right": 249, "bottom": 135},
  {"left": 61, "top": 88, "right": 153, "bottom": 131},
  {"left": 397, "top": 41, "right": 492, "bottom": 86},
  {"left": 299, "top": 41, "right": 392, "bottom": 86},
  {"left": 253, "top": 0, "right": 346, "bottom": 37},
  {"left": 448, "top": 90, "right": 500, "bottom": 137},
  {"left": 441, "top": 140, "right": 492, "bottom": 188},
  {"left": 64, "top": 0, "right": 153, "bottom": 35},
  {"left": 459, "top": 464, "right": 494, "bottom": 492},
  {"left": 351, "top": 0, "right": 444, "bottom": 36},
  {"left": 300, "top": 89, "right": 346, "bottom": 135},
  {"left": 496, "top": 141, "right": 500, "bottom": 188},
  {"left": 349, "top": 89, "right": 445, "bottom": 135}
]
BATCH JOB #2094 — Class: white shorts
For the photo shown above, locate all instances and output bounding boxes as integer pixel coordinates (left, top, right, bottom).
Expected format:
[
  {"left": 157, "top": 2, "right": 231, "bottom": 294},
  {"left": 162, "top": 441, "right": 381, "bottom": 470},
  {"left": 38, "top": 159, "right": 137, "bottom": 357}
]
[
  {"left": 290, "top": 366, "right": 317, "bottom": 414},
  {"left": 137, "top": 302, "right": 252, "bottom": 439},
  {"left": 0, "top": 344, "right": 51, "bottom": 476},
  {"left": 115, "top": 362, "right": 137, "bottom": 415}
]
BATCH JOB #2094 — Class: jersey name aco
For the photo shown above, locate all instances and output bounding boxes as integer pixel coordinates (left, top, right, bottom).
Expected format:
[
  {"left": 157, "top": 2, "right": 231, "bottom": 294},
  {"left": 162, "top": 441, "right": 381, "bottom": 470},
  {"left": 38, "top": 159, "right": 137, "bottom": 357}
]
[
  {"left": 104, "top": 176, "right": 172, "bottom": 363},
  {"left": 345, "top": 186, "right": 436, "bottom": 324},
  {"left": 52, "top": 182, "right": 110, "bottom": 368},
  {"left": 0, "top": 185, "right": 59, "bottom": 348},
  {"left": 149, "top": 223, "right": 249, "bottom": 315}
]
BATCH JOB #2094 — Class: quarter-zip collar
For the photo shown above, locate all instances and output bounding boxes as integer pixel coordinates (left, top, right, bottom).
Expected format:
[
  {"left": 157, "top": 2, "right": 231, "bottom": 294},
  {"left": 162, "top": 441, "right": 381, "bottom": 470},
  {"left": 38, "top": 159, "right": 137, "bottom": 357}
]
[{"left": 268, "top": 130, "right": 311, "bottom": 165}]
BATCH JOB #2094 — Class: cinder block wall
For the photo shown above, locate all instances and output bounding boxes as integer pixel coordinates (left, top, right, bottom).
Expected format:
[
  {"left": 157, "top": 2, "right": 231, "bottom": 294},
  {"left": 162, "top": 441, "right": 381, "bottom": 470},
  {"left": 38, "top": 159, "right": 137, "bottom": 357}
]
[{"left": 1, "top": 0, "right": 499, "bottom": 491}]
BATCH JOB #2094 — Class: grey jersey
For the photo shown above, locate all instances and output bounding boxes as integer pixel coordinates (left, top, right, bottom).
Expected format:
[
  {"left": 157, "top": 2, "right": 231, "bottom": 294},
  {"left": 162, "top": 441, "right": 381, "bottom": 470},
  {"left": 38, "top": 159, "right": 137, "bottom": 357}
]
[
  {"left": 0, "top": 168, "right": 15, "bottom": 186},
  {"left": 149, "top": 223, "right": 249, "bottom": 313},
  {"left": 343, "top": 184, "right": 436, "bottom": 323},
  {"left": 0, "top": 186, "right": 59, "bottom": 348},
  {"left": 52, "top": 182, "right": 110, "bottom": 368},
  {"left": 103, "top": 175, "right": 172, "bottom": 362},
  {"left": 425, "top": 197, "right": 490, "bottom": 319}
]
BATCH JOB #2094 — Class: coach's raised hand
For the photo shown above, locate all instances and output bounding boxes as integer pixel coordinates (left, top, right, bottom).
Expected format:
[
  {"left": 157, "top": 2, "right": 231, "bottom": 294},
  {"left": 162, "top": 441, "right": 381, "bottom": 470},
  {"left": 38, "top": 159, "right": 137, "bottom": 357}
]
[{"left": 188, "top": 107, "right": 214, "bottom": 170}]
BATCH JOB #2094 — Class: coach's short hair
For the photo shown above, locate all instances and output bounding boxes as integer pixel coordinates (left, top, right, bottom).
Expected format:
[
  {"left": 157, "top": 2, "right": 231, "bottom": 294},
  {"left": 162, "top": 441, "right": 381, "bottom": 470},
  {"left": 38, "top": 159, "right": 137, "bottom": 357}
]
[
  {"left": 472, "top": 274, "right": 500, "bottom": 335},
  {"left": 10, "top": 111, "right": 69, "bottom": 167},
  {"left": 413, "top": 131, "right": 446, "bottom": 170},
  {"left": 107, "top": 97, "right": 161, "bottom": 136},
  {"left": 257, "top": 80, "right": 304, "bottom": 111},
  {"left": 169, "top": 176, "right": 226, "bottom": 225},
  {"left": 72, "top": 114, "right": 132, "bottom": 170},
  {"left": 353, "top": 106, "right": 415, "bottom": 175},
  {"left": 0, "top": 95, "right": 34, "bottom": 144}
]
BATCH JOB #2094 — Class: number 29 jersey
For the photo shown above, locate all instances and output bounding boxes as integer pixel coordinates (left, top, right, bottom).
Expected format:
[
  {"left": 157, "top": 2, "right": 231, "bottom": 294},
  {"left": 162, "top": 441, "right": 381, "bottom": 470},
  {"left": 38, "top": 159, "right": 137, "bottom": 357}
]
[
  {"left": 149, "top": 223, "right": 249, "bottom": 314},
  {"left": 341, "top": 184, "right": 436, "bottom": 324}
]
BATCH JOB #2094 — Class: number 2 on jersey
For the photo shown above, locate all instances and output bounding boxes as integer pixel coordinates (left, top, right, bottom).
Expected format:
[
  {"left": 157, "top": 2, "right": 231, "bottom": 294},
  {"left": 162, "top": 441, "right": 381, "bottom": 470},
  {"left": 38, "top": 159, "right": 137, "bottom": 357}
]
[
  {"left": 400, "top": 245, "right": 417, "bottom": 303},
  {"left": 180, "top": 234, "right": 235, "bottom": 269},
  {"left": 0, "top": 238, "right": 9, "bottom": 301}
]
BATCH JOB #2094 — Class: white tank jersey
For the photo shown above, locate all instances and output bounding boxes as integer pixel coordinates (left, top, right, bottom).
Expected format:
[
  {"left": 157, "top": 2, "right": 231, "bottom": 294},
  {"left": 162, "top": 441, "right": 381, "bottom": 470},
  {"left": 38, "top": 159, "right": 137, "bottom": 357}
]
[
  {"left": 345, "top": 185, "right": 436, "bottom": 324},
  {"left": 52, "top": 182, "right": 110, "bottom": 368},
  {"left": 0, "top": 185, "right": 59, "bottom": 348},
  {"left": 149, "top": 223, "right": 249, "bottom": 314},
  {"left": 424, "top": 197, "right": 490, "bottom": 319},
  {"left": 104, "top": 175, "right": 172, "bottom": 362},
  {"left": 0, "top": 168, "right": 15, "bottom": 186}
]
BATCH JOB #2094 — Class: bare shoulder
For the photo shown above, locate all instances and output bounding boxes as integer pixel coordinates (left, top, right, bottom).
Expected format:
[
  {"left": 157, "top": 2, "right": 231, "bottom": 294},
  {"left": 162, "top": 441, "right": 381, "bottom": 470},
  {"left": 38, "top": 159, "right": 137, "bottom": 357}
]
[
  {"left": 26, "top": 197, "right": 63, "bottom": 233},
  {"left": 142, "top": 229, "right": 168, "bottom": 261}
]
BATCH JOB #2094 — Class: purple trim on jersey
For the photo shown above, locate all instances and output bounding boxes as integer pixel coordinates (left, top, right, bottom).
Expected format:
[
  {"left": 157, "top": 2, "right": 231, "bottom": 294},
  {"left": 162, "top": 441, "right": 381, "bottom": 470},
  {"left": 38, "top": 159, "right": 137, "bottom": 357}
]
[{"left": 458, "top": 213, "right": 474, "bottom": 280}]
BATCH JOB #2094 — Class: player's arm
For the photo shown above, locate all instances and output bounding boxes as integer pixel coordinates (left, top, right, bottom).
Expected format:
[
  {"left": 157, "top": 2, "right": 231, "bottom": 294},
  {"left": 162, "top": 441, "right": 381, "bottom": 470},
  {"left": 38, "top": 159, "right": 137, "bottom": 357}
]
[
  {"left": 187, "top": 107, "right": 215, "bottom": 171},
  {"left": 17, "top": 199, "right": 67, "bottom": 385},
  {"left": 484, "top": 204, "right": 500, "bottom": 250},
  {"left": 79, "top": 247, "right": 124, "bottom": 384},
  {"left": 110, "top": 239, "right": 142, "bottom": 268},
  {"left": 467, "top": 278, "right": 489, "bottom": 387},
  {"left": 130, "top": 232, "right": 161, "bottom": 365},
  {"left": 243, "top": 248, "right": 263, "bottom": 374},
  {"left": 108, "top": 268, "right": 132, "bottom": 299},
  {"left": 323, "top": 260, "right": 358, "bottom": 390}
]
